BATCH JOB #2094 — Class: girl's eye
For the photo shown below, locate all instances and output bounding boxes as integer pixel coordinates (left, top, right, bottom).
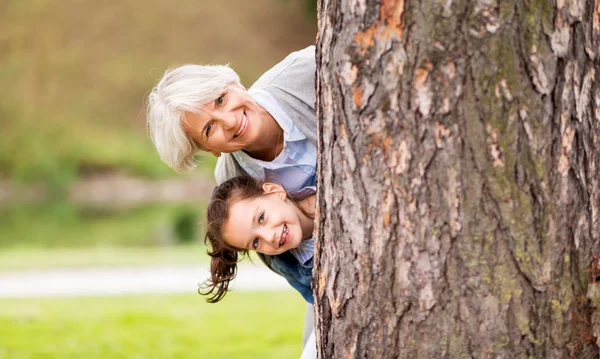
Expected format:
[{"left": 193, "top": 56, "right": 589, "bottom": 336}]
[
  {"left": 252, "top": 238, "right": 259, "bottom": 249},
  {"left": 205, "top": 123, "right": 213, "bottom": 138},
  {"left": 258, "top": 213, "right": 265, "bottom": 224}
]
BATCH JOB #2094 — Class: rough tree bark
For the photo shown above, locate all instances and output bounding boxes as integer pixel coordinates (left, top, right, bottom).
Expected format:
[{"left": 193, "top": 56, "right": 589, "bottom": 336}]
[{"left": 314, "top": 0, "right": 600, "bottom": 358}]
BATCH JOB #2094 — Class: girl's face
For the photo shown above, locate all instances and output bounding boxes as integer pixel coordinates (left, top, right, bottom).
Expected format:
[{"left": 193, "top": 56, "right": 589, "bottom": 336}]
[{"left": 222, "top": 183, "right": 304, "bottom": 255}]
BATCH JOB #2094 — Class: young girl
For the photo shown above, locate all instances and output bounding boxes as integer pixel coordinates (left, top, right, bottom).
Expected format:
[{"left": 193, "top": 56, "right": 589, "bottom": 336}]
[{"left": 201, "top": 175, "right": 316, "bottom": 304}]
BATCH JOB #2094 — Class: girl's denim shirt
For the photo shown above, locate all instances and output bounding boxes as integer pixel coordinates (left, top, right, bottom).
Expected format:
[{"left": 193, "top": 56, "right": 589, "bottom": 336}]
[{"left": 270, "top": 251, "right": 314, "bottom": 304}]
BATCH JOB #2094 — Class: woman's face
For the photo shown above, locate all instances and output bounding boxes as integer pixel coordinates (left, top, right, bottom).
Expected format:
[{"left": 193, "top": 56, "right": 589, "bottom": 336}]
[
  {"left": 222, "top": 183, "right": 304, "bottom": 256},
  {"left": 181, "top": 82, "right": 266, "bottom": 155}
]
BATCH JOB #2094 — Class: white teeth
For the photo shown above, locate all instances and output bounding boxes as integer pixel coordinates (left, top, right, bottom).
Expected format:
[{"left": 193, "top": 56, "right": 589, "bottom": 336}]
[
  {"left": 235, "top": 113, "right": 247, "bottom": 137},
  {"left": 280, "top": 225, "right": 288, "bottom": 246}
]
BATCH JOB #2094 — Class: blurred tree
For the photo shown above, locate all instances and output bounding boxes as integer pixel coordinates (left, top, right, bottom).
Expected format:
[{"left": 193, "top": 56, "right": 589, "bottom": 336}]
[
  {"left": 1, "top": 0, "right": 316, "bottom": 184},
  {"left": 305, "top": 0, "right": 317, "bottom": 16},
  {"left": 314, "top": 0, "right": 600, "bottom": 358},
  {"left": 280, "top": 0, "right": 317, "bottom": 17}
]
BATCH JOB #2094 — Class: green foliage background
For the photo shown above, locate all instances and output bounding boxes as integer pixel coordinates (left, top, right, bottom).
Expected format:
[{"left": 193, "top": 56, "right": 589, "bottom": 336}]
[
  {"left": 0, "top": 0, "right": 316, "bottom": 184},
  {"left": 0, "top": 3, "right": 316, "bottom": 357},
  {"left": 0, "top": 0, "right": 316, "bottom": 252}
]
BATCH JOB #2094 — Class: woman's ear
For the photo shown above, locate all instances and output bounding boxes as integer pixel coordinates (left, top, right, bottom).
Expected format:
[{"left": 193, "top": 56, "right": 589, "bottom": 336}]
[{"left": 261, "top": 182, "right": 286, "bottom": 199}]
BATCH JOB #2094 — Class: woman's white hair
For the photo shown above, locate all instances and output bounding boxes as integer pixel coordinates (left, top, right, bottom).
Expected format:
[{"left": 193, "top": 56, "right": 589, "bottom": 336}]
[{"left": 146, "top": 64, "right": 240, "bottom": 172}]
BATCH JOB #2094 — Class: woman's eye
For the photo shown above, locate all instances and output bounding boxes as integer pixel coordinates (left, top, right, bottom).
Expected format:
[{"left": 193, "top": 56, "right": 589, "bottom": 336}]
[
  {"left": 205, "top": 123, "right": 213, "bottom": 137},
  {"left": 258, "top": 213, "right": 265, "bottom": 224},
  {"left": 252, "top": 238, "right": 259, "bottom": 249},
  {"left": 216, "top": 95, "right": 224, "bottom": 105}
]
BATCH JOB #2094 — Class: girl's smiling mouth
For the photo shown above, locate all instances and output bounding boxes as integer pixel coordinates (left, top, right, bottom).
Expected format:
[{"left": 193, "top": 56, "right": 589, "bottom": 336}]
[{"left": 279, "top": 224, "right": 289, "bottom": 247}]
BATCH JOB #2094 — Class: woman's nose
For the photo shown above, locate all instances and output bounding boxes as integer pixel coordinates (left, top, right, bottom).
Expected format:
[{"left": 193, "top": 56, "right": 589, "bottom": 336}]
[{"left": 215, "top": 111, "right": 236, "bottom": 131}]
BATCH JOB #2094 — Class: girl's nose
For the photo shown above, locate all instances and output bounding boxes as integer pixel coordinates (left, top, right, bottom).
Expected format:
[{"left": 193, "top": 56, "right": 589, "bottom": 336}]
[{"left": 260, "top": 228, "right": 278, "bottom": 248}]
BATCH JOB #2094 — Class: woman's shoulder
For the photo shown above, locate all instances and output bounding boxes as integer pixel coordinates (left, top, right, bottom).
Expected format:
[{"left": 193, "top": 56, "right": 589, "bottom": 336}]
[
  {"left": 250, "top": 46, "right": 318, "bottom": 143},
  {"left": 250, "top": 46, "right": 315, "bottom": 96}
]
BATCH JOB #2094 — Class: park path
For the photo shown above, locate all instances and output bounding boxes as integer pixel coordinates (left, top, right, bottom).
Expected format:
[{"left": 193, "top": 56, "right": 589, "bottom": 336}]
[{"left": 0, "top": 264, "right": 290, "bottom": 298}]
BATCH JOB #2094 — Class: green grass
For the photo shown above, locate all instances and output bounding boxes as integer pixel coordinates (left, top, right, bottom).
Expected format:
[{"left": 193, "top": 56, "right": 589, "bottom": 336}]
[
  {"left": 0, "top": 245, "right": 207, "bottom": 271},
  {"left": 0, "top": 0, "right": 315, "bottom": 183},
  {"left": 0, "top": 202, "right": 210, "bottom": 270},
  {"left": 0, "top": 244, "right": 269, "bottom": 271},
  {"left": 0, "top": 201, "right": 275, "bottom": 270},
  {"left": 0, "top": 291, "right": 306, "bottom": 359},
  {"left": 0, "top": 202, "right": 206, "bottom": 249}
]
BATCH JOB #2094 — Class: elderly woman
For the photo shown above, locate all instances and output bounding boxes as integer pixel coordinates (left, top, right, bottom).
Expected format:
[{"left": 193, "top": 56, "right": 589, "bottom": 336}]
[
  {"left": 145, "top": 46, "right": 318, "bottom": 358},
  {"left": 146, "top": 46, "right": 317, "bottom": 194}
]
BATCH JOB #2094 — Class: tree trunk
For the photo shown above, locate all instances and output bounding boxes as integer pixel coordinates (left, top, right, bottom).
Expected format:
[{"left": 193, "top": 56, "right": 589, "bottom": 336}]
[{"left": 314, "top": 0, "right": 600, "bottom": 358}]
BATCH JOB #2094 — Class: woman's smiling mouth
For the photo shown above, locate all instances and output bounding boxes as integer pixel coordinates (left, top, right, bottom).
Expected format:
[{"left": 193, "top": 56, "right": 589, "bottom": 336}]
[{"left": 233, "top": 111, "right": 248, "bottom": 138}]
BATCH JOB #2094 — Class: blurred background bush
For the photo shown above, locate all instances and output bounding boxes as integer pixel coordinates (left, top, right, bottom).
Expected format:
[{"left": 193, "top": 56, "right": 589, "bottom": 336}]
[{"left": 0, "top": 1, "right": 316, "bottom": 357}]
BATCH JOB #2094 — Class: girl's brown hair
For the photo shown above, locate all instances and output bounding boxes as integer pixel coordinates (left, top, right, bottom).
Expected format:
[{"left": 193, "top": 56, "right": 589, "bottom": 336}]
[
  {"left": 200, "top": 176, "right": 263, "bottom": 303},
  {"left": 200, "top": 176, "right": 312, "bottom": 303}
]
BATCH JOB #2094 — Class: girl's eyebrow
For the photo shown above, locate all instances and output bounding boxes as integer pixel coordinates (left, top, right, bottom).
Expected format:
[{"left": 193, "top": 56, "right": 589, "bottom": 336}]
[
  {"left": 246, "top": 206, "right": 261, "bottom": 250},
  {"left": 252, "top": 206, "right": 261, "bottom": 225}
]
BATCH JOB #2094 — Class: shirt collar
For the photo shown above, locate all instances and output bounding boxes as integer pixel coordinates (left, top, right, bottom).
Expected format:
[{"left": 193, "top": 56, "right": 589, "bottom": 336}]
[{"left": 288, "top": 238, "right": 314, "bottom": 265}]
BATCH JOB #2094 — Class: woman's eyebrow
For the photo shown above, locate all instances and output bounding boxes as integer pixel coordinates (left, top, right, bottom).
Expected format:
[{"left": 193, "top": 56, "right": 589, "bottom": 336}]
[
  {"left": 198, "top": 102, "right": 217, "bottom": 139},
  {"left": 215, "top": 92, "right": 225, "bottom": 105},
  {"left": 201, "top": 122, "right": 210, "bottom": 139}
]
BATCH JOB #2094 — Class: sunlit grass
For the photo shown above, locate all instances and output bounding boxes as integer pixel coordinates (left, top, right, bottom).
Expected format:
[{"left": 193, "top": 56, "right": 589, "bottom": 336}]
[
  {"left": 0, "top": 244, "right": 271, "bottom": 271},
  {"left": 0, "top": 291, "right": 306, "bottom": 359},
  {"left": 0, "top": 245, "right": 208, "bottom": 271}
]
